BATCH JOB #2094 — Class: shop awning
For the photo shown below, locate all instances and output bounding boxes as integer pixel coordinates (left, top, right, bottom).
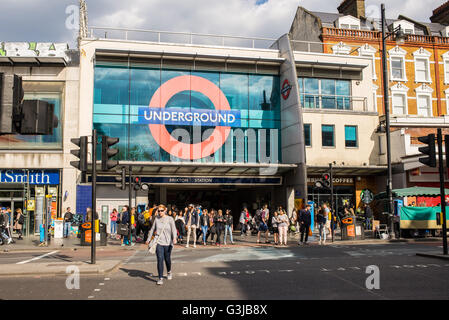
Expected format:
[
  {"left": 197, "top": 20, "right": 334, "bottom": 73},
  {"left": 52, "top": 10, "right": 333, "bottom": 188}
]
[{"left": 374, "top": 186, "right": 449, "bottom": 200}]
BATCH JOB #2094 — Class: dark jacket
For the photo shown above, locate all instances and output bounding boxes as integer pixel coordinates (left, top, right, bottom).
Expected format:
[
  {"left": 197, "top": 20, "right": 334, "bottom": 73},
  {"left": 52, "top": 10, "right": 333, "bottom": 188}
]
[
  {"left": 119, "top": 211, "right": 129, "bottom": 225},
  {"left": 316, "top": 212, "right": 326, "bottom": 225},
  {"left": 64, "top": 211, "right": 73, "bottom": 222},
  {"left": 365, "top": 206, "right": 373, "bottom": 218},
  {"left": 185, "top": 209, "right": 199, "bottom": 226},
  {"left": 299, "top": 209, "right": 312, "bottom": 226},
  {"left": 225, "top": 214, "right": 233, "bottom": 227},
  {"left": 200, "top": 214, "right": 210, "bottom": 227},
  {"left": 214, "top": 215, "right": 225, "bottom": 230}
]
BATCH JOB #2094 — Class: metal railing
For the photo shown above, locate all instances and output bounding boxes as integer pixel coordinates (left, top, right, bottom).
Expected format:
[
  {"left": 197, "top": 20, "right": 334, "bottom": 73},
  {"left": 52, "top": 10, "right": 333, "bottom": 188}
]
[
  {"left": 300, "top": 94, "right": 368, "bottom": 112},
  {"left": 89, "top": 26, "right": 279, "bottom": 50}
]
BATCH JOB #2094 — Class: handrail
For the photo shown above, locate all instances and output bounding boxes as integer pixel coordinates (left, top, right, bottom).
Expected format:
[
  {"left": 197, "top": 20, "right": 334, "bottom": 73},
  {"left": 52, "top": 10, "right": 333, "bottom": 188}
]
[{"left": 88, "top": 26, "right": 278, "bottom": 49}]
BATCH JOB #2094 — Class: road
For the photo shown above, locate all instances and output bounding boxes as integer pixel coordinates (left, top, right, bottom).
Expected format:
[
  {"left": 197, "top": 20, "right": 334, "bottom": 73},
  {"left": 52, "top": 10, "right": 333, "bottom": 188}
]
[{"left": 0, "top": 241, "right": 448, "bottom": 300}]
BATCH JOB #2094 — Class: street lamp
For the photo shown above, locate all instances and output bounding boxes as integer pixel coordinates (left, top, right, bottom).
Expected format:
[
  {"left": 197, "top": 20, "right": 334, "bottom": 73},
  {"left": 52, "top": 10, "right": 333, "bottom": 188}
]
[{"left": 381, "top": 3, "right": 406, "bottom": 239}]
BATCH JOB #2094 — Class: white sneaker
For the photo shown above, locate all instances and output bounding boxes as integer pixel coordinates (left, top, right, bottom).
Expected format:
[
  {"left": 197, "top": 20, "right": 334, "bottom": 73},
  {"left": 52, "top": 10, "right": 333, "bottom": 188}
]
[
  {"left": 167, "top": 272, "right": 172, "bottom": 280},
  {"left": 7, "top": 238, "right": 12, "bottom": 244},
  {"left": 193, "top": 244, "right": 196, "bottom": 248},
  {"left": 157, "top": 279, "right": 163, "bottom": 285},
  {"left": 186, "top": 244, "right": 189, "bottom": 248}
]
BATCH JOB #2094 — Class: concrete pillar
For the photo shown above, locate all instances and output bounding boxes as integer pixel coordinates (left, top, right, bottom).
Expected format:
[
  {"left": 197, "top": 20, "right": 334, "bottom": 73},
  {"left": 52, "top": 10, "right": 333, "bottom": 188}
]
[
  {"left": 160, "top": 186, "right": 167, "bottom": 205},
  {"left": 286, "top": 187, "right": 295, "bottom": 218}
]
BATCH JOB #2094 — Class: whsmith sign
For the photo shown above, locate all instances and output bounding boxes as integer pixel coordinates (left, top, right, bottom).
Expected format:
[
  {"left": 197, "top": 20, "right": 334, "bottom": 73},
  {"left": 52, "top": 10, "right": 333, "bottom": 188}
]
[{"left": 0, "top": 170, "right": 59, "bottom": 185}]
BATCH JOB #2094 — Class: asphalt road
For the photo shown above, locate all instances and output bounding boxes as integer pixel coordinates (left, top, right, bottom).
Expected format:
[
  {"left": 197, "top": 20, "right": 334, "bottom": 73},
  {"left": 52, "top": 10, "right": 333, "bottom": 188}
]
[{"left": 0, "top": 242, "right": 448, "bottom": 300}]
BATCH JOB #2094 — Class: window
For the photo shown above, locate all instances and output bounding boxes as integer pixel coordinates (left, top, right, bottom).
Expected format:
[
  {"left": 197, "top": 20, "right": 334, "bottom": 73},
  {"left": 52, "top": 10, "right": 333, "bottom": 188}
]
[
  {"left": 304, "top": 124, "right": 311, "bottom": 147},
  {"left": 341, "top": 24, "right": 349, "bottom": 29},
  {"left": 417, "top": 95, "right": 431, "bottom": 116},
  {"left": 445, "top": 60, "right": 449, "bottom": 84},
  {"left": 392, "top": 93, "right": 407, "bottom": 115},
  {"left": 345, "top": 126, "right": 358, "bottom": 147},
  {"left": 404, "top": 29, "right": 414, "bottom": 34},
  {"left": 391, "top": 57, "right": 404, "bottom": 80},
  {"left": 322, "top": 125, "right": 335, "bottom": 147},
  {"left": 298, "top": 78, "right": 351, "bottom": 110},
  {"left": 415, "top": 58, "right": 429, "bottom": 82}
]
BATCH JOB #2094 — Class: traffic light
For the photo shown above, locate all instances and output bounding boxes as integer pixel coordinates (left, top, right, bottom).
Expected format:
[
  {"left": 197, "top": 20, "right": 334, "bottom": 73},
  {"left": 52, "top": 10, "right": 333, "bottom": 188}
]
[
  {"left": 101, "top": 136, "right": 119, "bottom": 171},
  {"left": 418, "top": 134, "right": 436, "bottom": 167},
  {"left": 115, "top": 167, "right": 126, "bottom": 190},
  {"left": 0, "top": 73, "right": 58, "bottom": 135},
  {"left": 133, "top": 177, "right": 142, "bottom": 191},
  {"left": 70, "top": 136, "right": 88, "bottom": 172},
  {"left": 322, "top": 173, "right": 331, "bottom": 188}
]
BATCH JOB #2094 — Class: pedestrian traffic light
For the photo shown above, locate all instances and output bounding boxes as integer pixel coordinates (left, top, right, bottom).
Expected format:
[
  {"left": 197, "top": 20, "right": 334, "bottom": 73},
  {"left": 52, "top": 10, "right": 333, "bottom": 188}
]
[
  {"left": 115, "top": 167, "right": 126, "bottom": 190},
  {"left": 133, "top": 177, "right": 142, "bottom": 191},
  {"left": 70, "top": 136, "right": 88, "bottom": 172},
  {"left": 101, "top": 135, "right": 119, "bottom": 171},
  {"left": 322, "top": 173, "right": 331, "bottom": 188},
  {"left": 0, "top": 73, "right": 58, "bottom": 135},
  {"left": 418, "top": 134, "right": 436, "bottom": 167}
]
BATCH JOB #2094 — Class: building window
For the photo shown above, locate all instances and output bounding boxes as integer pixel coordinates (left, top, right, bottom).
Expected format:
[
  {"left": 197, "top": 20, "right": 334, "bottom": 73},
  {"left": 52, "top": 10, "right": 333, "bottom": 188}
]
[
  {"left": 298, "top": 78, "right": 351, "bottom": 110},
  {"left": 392, "top": 93, "right": 407, "bottom": 115},
  {"left": 345, "top": 126, "right": 358, "bottom": 148},
  {"left": 321, "top": 125, "right": 335, "bottom": 147},
  {"left": 445, "top": 60, "right": 449, "bottom": 84},
  {"left": 341, "top": 24, "right": 349, "bottom": 29},
  {"left": 415, "top": 58, "right": 430, "bottom": 82},
  {"left": 417, "top": 94, "right": 432, "bottom": 117},
  {"left": 391, "top": 57, "right": 405, "bottom": 80},
  {"left": 304, "top": 124, "right": 311, "bottom": 147}
]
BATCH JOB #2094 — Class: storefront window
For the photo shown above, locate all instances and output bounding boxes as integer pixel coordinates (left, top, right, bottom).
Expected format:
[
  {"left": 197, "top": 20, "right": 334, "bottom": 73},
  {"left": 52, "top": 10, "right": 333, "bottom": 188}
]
[{"left": 93, "top": 64, "right": 281, "bottom": 163}]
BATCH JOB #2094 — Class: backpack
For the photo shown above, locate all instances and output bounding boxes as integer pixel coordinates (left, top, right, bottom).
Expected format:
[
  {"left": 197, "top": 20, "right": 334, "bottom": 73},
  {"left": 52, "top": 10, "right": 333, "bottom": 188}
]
[
  {"left": 18, "top": 214, "right": 25, "bottom": 225},
  {"left": 0, "top": 214, "right": 5, "bottom": 227},
  {"left": 255, "top": 209, "right": 262, "bottom": 223},
  {"left": 137, "top": 212, "right": 145, "bottom": 225}
]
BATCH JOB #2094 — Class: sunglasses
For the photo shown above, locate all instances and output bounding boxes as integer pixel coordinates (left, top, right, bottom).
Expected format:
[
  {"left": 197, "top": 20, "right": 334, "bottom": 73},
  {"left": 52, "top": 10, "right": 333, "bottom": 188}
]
[{"left": 158, "top": 209, "right": 165, "bottom": 213}]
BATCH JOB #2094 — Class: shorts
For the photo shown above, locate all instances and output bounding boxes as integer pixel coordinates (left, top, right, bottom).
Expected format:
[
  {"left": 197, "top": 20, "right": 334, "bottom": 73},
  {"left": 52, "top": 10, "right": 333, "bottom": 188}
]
[
  {"left": 259, "top": 223, "right": 268, "bottom": 232},
  {"left": 325, "top": 221, "right": 331, "bottom": 228},
  {"left": 272, "top": 227, "right": 279, "bottom": 234}
]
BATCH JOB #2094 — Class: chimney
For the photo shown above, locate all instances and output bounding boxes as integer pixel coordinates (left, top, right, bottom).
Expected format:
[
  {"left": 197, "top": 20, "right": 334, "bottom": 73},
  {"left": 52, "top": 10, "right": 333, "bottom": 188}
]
[
  {"left": 430, "top": 1, "right": 449, "bottom": 25},
  {"left": 337, "top": 0, "right": 365, "bottom": 19}
]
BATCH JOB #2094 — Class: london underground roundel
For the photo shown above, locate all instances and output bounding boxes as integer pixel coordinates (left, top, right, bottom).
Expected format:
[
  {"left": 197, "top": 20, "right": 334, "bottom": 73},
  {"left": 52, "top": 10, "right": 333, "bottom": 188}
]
[{"left": 148, "top": 75, "right": 232, "bottom": 160}]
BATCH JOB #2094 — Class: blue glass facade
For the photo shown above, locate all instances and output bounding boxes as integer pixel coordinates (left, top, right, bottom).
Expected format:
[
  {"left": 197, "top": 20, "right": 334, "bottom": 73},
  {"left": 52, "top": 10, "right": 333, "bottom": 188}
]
[{"left": 93, "top": 64, "right": 281, "bottom": 163}]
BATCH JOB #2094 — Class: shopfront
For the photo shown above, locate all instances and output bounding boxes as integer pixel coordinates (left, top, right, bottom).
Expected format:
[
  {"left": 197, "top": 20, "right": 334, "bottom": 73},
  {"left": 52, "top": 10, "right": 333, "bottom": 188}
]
[
  {"left": 0, "top": 169, "right": 61, "bottom": 237},
  {"left": 92, "top": 60, "right": 293, "bottom": 218}
]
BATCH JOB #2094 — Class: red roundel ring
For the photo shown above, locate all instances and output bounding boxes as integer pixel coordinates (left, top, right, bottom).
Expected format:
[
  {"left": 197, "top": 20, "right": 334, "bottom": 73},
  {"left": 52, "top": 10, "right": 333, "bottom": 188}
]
[{"left": 148, "top": 75, "right": 231, "bottom": 160}]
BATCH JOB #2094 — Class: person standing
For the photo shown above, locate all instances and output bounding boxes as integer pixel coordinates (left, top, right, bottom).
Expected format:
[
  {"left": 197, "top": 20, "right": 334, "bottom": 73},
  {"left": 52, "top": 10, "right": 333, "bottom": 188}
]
[
  {"left": 322, "top": 204, "right": 332, "bottom": 238},
  {"left": 239, "top": 207, "right": 250, "bottom": 236},
  {"left": 214, "top": 209, "right": 225, "bottom": 247},
  {"left": 63, "top": 207, "right": 73, "bottom": 238},
  {"left": 185, "top": 204, "right": 199, "bottom": 248},
  {"left": 257, "top": 205, "right": 270, "bottom": 244},
  {"left": 174, "top": 210, "right": 185, "bottom": 244},
  {"left": 364, "top": 204, "right": 373, "bottom": 231},
  {"left": 199, "top": 209, "right": 210, "bottom": 245},
  {"left": 13, "top": 208, "right": 24, "bottom": 240},
  {"left": 316, "top": 207, "right": 327, "bottom": 245},
  {"left": 271, "top": 211, "right": 279, "bottom": 245},
  {"left": 223, "top": 209, "right": 234, "bottom": 245},
  {"left": 119, "top": 206, "right": 130, "bottom": 246},
  {"left": 299, "top": 204, "right": 312, "bottom": 245},
  {"left": 278, "top": 209, "right": 289, "bottom": 246},
  {"left": 147, "top": 205, "right": 177, "bottom": 286},
  {"left": 110, "top": 208, "right": 118, "bottom": 238}
]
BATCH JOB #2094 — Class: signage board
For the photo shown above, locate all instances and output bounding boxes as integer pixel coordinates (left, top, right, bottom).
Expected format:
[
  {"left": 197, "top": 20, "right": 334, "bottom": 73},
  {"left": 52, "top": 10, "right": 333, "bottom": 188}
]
[{"left": 0, "top": 170, "right": 59, "bottom": 185}]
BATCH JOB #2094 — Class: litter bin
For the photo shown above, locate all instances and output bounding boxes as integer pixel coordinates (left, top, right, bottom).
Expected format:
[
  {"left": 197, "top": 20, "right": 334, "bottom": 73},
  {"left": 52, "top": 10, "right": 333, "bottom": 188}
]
[
  {"left": 341, "top": 216, "right": 356, "bottom": 240},
  {"left": 80, "top": 222, "right": 108, "bottom": 246},
  {"left": 99, "top": 222, "right": 107, "bottom": 246}
]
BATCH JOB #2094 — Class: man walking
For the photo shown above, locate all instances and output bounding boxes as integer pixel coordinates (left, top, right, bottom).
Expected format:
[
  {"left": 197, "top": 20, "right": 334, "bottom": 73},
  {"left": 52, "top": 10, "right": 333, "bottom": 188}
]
[
  {"left": 224, "top": 209, "right": 234, "bottom": 245},
  {"left": 239, "top": 207, "right": 249, "bottom": 236},
  {"left": 364, "top": 204, "right": 373, "bottom": 231},
  {"left": 299, "top": 204, "right": 312, "bottom": 245},
  {"left": 63, "top": 207, "right": 73, "bottom": 238}
]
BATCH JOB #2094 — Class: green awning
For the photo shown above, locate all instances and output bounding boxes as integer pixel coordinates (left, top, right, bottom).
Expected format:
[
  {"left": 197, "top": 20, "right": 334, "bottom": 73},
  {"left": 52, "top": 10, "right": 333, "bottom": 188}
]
[{"left": 374, "top": 186, "right": 449, "bottom": 200}]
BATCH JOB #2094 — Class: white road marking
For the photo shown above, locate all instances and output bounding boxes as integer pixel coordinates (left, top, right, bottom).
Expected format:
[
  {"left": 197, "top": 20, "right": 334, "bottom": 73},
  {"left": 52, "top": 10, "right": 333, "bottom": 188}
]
[
  {"left": 94, "top": 289, "right": 101, "bottom": 292},
  {"left": 99, "top": 283, "right": 105, "bottom": 286},
  {"left": 16, "top": 250, "right": 59, "bottom": 265},
  {"left": 88, "top": 296, "right": 95, "bottom": 299},
  {"left": 104, "top": 278, "right": 110, "bottom": 281}
]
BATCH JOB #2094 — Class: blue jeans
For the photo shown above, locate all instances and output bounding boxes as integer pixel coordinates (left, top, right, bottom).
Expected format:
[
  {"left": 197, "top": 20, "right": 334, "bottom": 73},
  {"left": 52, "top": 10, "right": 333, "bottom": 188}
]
[
  {"left": 64, "top": 222, "right": 71, "bottom": 237},
  {"left": 224, "top": 225, "right": 233, "bottom": 244},
  {"left": 156, "top": 244, "right": 172, "bottom": 279},
  {"left": 110, "top": 221, "right": 117, "bottom": 234},
  {"left": 201, "top": 225, "right": 208, "bottom": 243},
  {"left": 366, "top": 218, "right": 372, "bottom": 230}
]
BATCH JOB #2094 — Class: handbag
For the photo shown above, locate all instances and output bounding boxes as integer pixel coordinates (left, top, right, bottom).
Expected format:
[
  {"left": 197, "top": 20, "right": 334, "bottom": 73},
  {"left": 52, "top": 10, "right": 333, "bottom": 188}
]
[
  {"left": 117, "top": 223, "right": 129, "bottom": 236},
  {"left": 148, "top": 220, "right": 169, "bottom": 254}
]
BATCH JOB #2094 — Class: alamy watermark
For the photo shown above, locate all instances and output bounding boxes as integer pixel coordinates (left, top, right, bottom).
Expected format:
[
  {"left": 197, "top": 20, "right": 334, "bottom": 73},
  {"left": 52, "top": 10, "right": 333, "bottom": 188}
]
[
  {"left": 365, "top": 265, "right": 380, "bottom": 290},
  {"left": 65, "top": 265, "right": 80, "bottom": 290}
]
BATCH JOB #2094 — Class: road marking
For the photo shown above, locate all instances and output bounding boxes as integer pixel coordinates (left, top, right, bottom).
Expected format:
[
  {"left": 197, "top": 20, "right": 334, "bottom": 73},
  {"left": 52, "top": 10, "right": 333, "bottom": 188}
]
[
  {"left": 104, "top": 278, "right": 110, "bottom": 281},
  {"left": 16, "top": 250, "right": 59, "bottom": 265},
  {"left": 94, "top": 289, "right": 101, "bottom": 292},
  {"left": 88, "top": 296, "right": 94, "bottom": 299},
  {"left": 99, "top": 283, "right": 105, "bottom": 286}
]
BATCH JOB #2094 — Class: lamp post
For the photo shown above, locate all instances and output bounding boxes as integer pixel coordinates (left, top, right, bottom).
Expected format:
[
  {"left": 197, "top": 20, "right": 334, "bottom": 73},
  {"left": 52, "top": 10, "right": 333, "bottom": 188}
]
[{"left": 381, "top": 3, "right": 407, "bottom": 239}]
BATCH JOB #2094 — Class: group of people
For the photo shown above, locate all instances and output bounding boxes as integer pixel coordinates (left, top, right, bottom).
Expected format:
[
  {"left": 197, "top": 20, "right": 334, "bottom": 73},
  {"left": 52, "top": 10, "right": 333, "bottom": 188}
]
[{"left": 0, "top": 207, "right": 24, "bottom": 245}]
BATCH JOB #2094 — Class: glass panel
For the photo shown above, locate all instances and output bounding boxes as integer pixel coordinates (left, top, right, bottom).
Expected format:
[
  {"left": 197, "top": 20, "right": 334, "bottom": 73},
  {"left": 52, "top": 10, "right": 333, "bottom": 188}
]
[
  {"left": 304, "top": 124, "right": 311, "bottom": 146},
  {"left": 345, "top": 126, "right": 357, "bottom": 147},
  {"left": 392, "top": 94, "right": 405, "bottom": 115},
  {"left": 336, "top": 80, "right": 351, "bottom": 109},
  {"left": 304, "top": 78, "right": 319, "bottom": 108},
  {"left": 322, "top": 125, "right": 334, "bottom": 147},
  {"left": 391, "top": 58, "right": 403, "bottom": 79},
  {"left": 321, "top": 79, "right": 336, "bottom": 109}
]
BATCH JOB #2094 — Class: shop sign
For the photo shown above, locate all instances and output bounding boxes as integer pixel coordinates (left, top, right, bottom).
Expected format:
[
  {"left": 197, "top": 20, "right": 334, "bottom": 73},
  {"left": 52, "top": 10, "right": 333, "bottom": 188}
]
[
  {"left": 26, "top": 200, "right": 35, "bottom": 211},
  {"left": 0, "top": 170, "right": 59, "bottom": 185},
  {"left": 360, "top": 189, "right": 374, "bottom": 204},
  {"left": 307, "top": 177, "right": 354, "bottom": 185}
]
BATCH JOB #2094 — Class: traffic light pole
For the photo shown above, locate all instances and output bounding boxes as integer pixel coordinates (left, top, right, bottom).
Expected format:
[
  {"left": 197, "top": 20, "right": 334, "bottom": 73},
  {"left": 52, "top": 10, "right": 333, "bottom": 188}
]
[
  {"left": 128, "top": 165, "right": 133, "bottom": 245},
  {"left": 329, "top": 163, "right": 334, "bottom": 243},
  {"left": 437, "top": 129, "right": 448, "bottom": 255},
  {"left": 91, "top": 129, "right": 97, "bottom": 264}
]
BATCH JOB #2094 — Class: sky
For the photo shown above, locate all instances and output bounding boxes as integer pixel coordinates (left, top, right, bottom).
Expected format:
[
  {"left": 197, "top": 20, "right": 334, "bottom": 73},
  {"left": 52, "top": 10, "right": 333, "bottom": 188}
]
[{"left": 0, "top": 0, "right": 446, "bottom": 48}]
